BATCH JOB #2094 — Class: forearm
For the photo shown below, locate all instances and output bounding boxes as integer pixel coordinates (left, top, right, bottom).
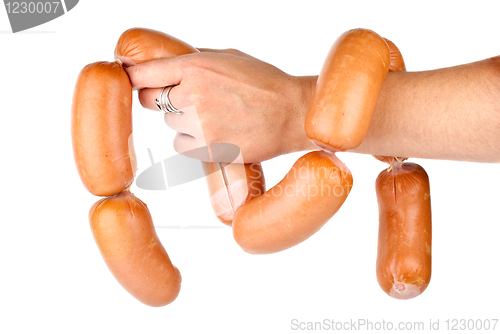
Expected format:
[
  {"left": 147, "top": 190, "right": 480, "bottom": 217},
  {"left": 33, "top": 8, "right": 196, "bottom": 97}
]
[{"left": 296, "top": 57, "right": 500, "bottom": 163}]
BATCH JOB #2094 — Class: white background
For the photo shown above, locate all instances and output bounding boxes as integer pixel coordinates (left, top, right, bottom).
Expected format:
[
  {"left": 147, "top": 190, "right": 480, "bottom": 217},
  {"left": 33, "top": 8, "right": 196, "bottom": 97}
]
[{"left": 1, "top": 1, "right": 499, "bottom": 333}]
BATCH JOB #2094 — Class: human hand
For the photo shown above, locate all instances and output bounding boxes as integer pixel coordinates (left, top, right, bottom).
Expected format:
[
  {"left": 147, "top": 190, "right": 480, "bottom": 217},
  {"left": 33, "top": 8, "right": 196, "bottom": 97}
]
[{"left": 125, "top": 48, "right": 317, "bottom": 163}]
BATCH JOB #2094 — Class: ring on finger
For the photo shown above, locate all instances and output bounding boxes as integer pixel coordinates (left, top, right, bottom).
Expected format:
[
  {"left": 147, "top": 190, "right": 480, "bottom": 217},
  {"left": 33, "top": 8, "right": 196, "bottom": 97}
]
[{"left": 155, "top": 85, "right": 183, "bottom": 114}]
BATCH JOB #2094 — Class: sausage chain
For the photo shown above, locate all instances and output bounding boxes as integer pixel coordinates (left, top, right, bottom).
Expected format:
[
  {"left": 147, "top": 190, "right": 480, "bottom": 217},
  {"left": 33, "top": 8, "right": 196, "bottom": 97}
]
[
  {"left": 373, "top": 41, "right": 432, "bottom": 300},
  {"left": 72, "top": 28, "right": 411, "bottom": 306}
]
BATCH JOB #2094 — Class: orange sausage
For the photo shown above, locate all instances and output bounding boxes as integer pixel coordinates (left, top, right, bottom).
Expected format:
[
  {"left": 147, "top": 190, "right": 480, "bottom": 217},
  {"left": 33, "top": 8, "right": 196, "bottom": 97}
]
[
  {"left": 71, "top": 61, "right": 136, "bottom": 196},
  {"left": 375, "top": 162, "right": 432, "bottom": 299},
  {"left": 115, "top": 27, "right": 266, "bottom": 225},
  {"left": 305, "top": 29, "right": 390, "bottom": 152},
  {"left": 115, "top": 27, "right": 198, "bottom": 66},
  {"left": 233, "top": 151, "right": 352, "bottom": 254},
  {"left": 89, "top": 191, "right": 181, "bottom": 306}
]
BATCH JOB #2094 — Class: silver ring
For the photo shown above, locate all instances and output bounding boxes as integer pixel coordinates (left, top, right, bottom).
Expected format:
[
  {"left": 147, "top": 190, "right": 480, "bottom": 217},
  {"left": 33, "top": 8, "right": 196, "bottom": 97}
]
[{"left": 155, "top": 85, "right": 183, "bottom": 114}]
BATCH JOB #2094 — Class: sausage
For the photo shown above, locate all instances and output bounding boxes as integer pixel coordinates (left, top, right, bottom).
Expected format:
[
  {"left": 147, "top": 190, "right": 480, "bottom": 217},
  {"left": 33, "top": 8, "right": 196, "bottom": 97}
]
[
  {"left": 305, "top": 29, "right": 390, "bottom": 152},
  {"left": 375, "top": 162, "right": 432, "bottom": 299},
  {"left": 115, "top": 27, "right": 266, "bottom": 225},
  {"left": 202, "top": 162, "right": 265, "bottom": 225},
  {"left": 89, "top": 191, "right": 181, "bottom": 306},
  {"left": 71, "top": 61, "right": 136, "bottom": 196},
  {"left": 114, "top": 27, "right": 199, "bottom": 66},
  {"left": 233, "top": 151, "right": 353, "bottom": 254}
]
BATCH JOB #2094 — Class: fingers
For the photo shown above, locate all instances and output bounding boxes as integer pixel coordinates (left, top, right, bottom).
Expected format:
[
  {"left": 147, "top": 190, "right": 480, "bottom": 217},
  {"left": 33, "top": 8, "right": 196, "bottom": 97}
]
[
  {"left": 139, "top": 86, "right": 201, "bottom": 136},
  {"left": 138, "top": 85, "right": 188, "bottom": 111},
  {"left": 173, "top": 132, "right": 206, "bottom": 155},
  {"left": 125, "top": 56, "right": 187, "bottom": 89},
  {"left": 163, "top": 105, "right": 205, "bottom": 139}
]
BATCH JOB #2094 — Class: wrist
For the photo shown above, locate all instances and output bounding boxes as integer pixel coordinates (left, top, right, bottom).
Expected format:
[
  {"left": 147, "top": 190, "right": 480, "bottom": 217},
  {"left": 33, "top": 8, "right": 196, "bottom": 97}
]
[{"left": 288, "top": 75, "right": 318, "bottom": 153}]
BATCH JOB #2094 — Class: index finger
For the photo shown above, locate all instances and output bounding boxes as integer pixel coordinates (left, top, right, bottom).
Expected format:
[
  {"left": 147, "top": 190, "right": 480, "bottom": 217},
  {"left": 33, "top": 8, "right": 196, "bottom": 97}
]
[{"left": 125, "top": 56, "right": 188, "bottom": 90}]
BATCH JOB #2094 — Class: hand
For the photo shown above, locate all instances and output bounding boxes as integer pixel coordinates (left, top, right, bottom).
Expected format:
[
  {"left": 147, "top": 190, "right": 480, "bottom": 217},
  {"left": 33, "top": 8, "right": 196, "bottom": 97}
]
[{"left": 125, "top": 48, "right": 316, "bottom": 163}]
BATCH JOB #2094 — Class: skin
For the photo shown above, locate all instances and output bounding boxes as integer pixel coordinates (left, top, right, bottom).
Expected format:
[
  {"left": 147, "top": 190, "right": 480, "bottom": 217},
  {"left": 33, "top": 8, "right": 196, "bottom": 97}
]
[{"left": 125, "top": 50, "right": 500, "bottom": 163}]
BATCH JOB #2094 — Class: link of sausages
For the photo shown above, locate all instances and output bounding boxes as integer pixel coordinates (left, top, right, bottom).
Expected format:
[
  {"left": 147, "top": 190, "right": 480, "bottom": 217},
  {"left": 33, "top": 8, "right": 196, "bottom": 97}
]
[
  {"left": 71, "top": 28, "right": 268, "bottom": 307},
  {"left": 72, "top": 27, "right": 409, "bottom": 305},
  {"left": 71, "top": 30, "right": 188, "bottom": 306},
  {"left": 373, "top": 40, "right": 432, "bottom": 299}
]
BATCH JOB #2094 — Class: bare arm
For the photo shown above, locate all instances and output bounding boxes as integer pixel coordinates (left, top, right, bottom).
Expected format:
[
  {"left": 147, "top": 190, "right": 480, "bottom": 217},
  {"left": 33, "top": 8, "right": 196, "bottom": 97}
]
[
  {"left": 297, "top": 57, "right": 500, "bottom": 163},
  {"left": 127, "top": 51, "right": 500, "bottom": 163}
]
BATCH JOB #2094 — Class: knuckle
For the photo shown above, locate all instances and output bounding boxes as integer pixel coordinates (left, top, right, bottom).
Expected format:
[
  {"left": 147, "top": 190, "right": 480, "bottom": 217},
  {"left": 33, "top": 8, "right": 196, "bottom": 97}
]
[
  {"left": 173, "top": 134, "right": 185, "bottom": 153},
  {"left": 173, "top": 137, "right": 181, "bottom": 154},
  {"left": 223, "top": 48, "right": 242, "bottom": 55},
  {"left": 130, "top": 64, "right": 142, "bottom": 79},
  {"left": 182, "top": 54, "right": 214, "bottom": 75},
  {"left": 183, "top": 55, "right": 204, "bottom": 71}
]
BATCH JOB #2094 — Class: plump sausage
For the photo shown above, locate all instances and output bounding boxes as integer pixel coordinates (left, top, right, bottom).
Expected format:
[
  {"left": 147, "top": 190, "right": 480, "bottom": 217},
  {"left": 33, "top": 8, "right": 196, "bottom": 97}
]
[
  {"left": 71, "top": 61, "right": 136, "bottom": 196},
  {"left": 115, "top": 27, "right": 266, "bottom": 225},
  {"left": 89, "top": 191, "right": 181, "bottom": 306},
  {"left": 115, "top": 27, "right": 199, "bottom": 66},
  {"left": 305, "top": 28, "right": 390, "bottom": 152},
  {"left": 233, "top": 151, "right": 353, "bottom": 254},
  {"left": 202, "top": 162, "right": 265, "bottom": 225},
  {"left": 375, "top": 162, "right": 432, "bottom": 299}
]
